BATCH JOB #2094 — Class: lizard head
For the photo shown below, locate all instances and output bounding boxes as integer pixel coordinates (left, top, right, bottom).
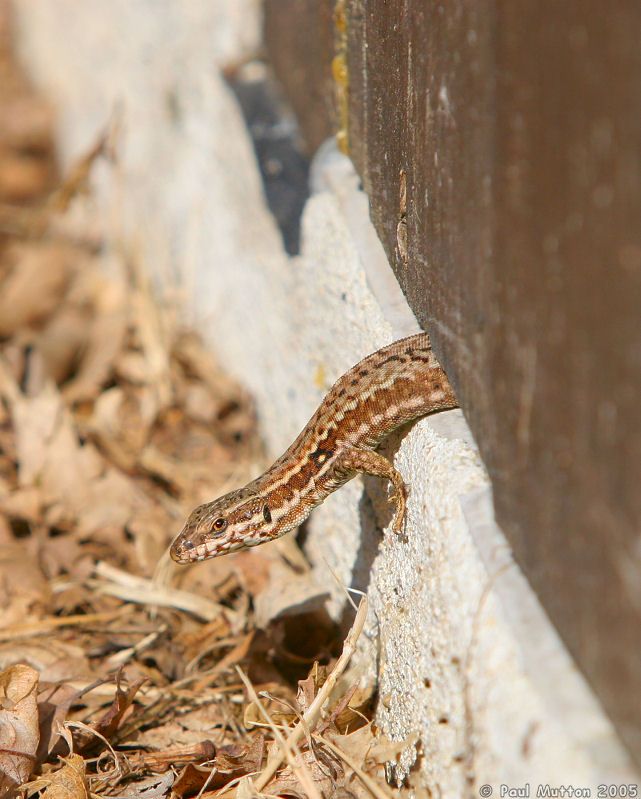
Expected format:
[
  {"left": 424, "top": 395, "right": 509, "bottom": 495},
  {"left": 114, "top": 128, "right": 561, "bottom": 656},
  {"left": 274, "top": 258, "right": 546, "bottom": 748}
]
[{"left": 169, "top": 484, "right": 278, "bottom": 563}]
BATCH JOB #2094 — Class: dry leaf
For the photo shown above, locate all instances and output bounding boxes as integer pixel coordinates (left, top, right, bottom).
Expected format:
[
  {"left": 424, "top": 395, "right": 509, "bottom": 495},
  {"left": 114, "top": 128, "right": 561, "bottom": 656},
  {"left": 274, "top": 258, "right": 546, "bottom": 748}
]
[
  {"left": 62, "top": 283, "right": 127, "bottom": 404},
  {"left": 0, "top": 96, "right": 52, "bottom": 152},
  {"left": 234, "top": 777, "right": 260, "bottom": 799},
  {"left": 0, "top": 155, "right": 50, "bottom": 203},
  {"left": 326, "top": 724, "right": 417, "bottom": 772},
  {"left": 171, "top": 763, "right": 213, "bottom": 797},
  {"left": 264, "top": 745, "right": 343, "bottom": 799},
  {"left": 182, "top": 382, "right": 217, "bottom": 424},
  {"left": 130, "top": 740, "right": 215, "bottom": 773},
  {"left": 0, "top": 640, "right": 91, "bottom": 684},
  {"left": 86, "top": 387, "right": 150, "bottom": 473},
  {"left": 39, "top": 754, "right": 87, "bottom": 799},
  {"left": 0, "top": 486, "right": 42, "bottom": 525},
  {"left": 0, "top": 664, "right": 40, "bottom": 796},
  {"left": 39, "top": 404, "right": 92, "bottom": 518},
  {"left": 243, "top": 683, "right": 297, "bottom": 731},
  {"left": 109, "top": 771, "right": 174, "bottom": 799},
  {"left": 10, "top": 380, "right": 62, "bottom": 488},
  {"left": 126, "top": 504, "right": 175, "bottom": 572},
  {"left": 173, "top": 734, "right": 265, "bottom": 795},
  {"left": 0, "top": 243, "right": 75, "bottom": 337},
  {"left": 138, "top": 445, "right": 190, "bottom": 494},
  {"left": 74, "top": 467, "right": 138, "bottom": 539},
  {"left": 0, "top": 544, "right": 50, "bottom": 629},
  {"left": 88, "top": 673, "right": 145, "bottom": 744},
  {"left": 36, "top": 683, "right": 79, "bottom": 763},
  {"left": 35, "top": 304, "right": 93, "bottom": 385}
]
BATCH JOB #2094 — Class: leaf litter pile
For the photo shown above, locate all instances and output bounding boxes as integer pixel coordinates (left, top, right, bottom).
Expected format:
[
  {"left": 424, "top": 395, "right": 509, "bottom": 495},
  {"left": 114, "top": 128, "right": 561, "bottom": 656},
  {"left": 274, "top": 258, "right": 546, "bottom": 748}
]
[{"left": 0, "top": 11, "right": 406, "bottom": 799}]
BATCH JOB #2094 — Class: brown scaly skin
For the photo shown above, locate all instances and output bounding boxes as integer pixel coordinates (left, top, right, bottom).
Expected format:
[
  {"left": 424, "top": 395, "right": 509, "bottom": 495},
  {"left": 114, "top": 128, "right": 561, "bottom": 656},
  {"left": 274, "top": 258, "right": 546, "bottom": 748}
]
[{"left": 170, "top": 333, "right": 457, "bottom": 563}]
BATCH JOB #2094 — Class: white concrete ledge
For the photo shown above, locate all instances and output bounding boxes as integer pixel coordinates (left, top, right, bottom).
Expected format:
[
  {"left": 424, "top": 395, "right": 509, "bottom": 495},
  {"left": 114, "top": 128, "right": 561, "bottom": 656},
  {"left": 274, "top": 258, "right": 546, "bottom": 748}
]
[{"left": 13, "top": 2, "right": 638, "bottom": 791}]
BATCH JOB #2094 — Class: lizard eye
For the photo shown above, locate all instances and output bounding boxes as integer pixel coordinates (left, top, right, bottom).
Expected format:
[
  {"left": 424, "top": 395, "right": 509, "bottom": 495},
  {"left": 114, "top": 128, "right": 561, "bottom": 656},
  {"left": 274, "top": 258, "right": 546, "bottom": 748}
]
[
  {"left": 263, "top": 505, "right": 272, "bottom": 523},
  {"left": 212, "top": 518, "right": 227, "bottom": 534}
]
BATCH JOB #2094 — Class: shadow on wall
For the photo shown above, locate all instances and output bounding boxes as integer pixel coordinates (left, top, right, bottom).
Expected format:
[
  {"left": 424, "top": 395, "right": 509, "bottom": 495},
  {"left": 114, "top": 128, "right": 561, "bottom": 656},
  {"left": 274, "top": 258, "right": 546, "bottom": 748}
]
[{"left": 226, "top": 61, "right": 310, "bottom": 255}]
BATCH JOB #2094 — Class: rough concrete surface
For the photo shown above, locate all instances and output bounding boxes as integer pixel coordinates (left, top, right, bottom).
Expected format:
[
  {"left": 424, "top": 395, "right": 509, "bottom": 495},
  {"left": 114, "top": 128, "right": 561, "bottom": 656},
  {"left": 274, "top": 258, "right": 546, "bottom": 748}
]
[{"left": 13, "top": 2, "right": 638, "bottom": 793}]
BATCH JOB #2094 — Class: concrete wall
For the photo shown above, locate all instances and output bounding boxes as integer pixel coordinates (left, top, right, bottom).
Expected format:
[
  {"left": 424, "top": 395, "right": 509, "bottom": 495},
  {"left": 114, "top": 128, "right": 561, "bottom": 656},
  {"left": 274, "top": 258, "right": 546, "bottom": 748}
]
[{"left": 13, "top": 2, "right": 637, "bottom": 793}]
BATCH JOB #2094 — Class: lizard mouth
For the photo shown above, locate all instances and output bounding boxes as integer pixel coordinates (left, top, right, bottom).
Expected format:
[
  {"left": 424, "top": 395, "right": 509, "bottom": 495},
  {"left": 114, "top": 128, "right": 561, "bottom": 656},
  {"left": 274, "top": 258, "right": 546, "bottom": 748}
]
[
  {"left": 170, "top": 534, "right": 238, "bottom": 562},
  {"left": 169, "top": 536, "right": 202, "bottom": 563}
]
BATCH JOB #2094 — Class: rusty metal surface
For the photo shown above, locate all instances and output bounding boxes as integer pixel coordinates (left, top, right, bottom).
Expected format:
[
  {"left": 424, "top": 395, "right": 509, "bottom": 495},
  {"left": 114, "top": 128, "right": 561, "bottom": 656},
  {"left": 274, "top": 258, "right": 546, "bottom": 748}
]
[{"left": 264, "top": 0, "right": 641, "bottom": 763}]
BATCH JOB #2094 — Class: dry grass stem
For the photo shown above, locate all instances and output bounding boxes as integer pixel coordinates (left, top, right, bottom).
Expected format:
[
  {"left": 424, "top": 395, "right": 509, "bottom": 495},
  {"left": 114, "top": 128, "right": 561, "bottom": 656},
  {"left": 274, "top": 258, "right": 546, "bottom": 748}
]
[
  {"left": 235, "top": 667, "right": 323, "bottom": 799},
  {"left": 251, "top": 597, "right": 368, "bottom": 792},
  {"left": 0, "top": 611, "right": 127, "bottom": 642},
  {"left": 92, "top": 561, "right": 230, "bottom": 622},
  {"left": 315, "top": 734, "right": 395, "bottom": 799}
]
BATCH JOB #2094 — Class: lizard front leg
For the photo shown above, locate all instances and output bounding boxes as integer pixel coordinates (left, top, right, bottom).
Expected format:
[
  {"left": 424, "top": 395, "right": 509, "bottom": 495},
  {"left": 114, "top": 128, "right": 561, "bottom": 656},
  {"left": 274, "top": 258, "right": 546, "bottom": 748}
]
[{"left": 333, "top": 446, "right": 408, "bottom": 534}]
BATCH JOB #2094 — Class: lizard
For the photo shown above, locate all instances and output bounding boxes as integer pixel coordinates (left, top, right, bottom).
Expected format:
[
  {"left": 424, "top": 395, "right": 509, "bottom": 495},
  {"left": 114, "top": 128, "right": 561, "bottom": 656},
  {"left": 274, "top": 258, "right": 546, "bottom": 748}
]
[{"left": 170, "top": 332, "right": 456, "bottom": 563}]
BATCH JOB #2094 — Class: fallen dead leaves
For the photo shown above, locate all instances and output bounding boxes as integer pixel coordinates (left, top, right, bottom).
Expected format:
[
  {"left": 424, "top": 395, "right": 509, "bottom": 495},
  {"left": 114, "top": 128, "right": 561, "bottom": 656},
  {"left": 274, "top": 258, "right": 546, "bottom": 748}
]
[
  {"left": 0, "top": 5, "right": 416, "bottom": 797},
  {"left": 0, "top": 665, "right": 40, "bottom": 796}
]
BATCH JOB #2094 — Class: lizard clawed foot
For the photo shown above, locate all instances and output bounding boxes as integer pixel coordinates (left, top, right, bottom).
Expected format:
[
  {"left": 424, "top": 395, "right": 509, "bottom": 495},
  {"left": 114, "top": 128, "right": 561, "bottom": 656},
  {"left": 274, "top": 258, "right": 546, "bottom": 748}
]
[{"left": 388, "top": 483, "right": 409, "bottom": 535}]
